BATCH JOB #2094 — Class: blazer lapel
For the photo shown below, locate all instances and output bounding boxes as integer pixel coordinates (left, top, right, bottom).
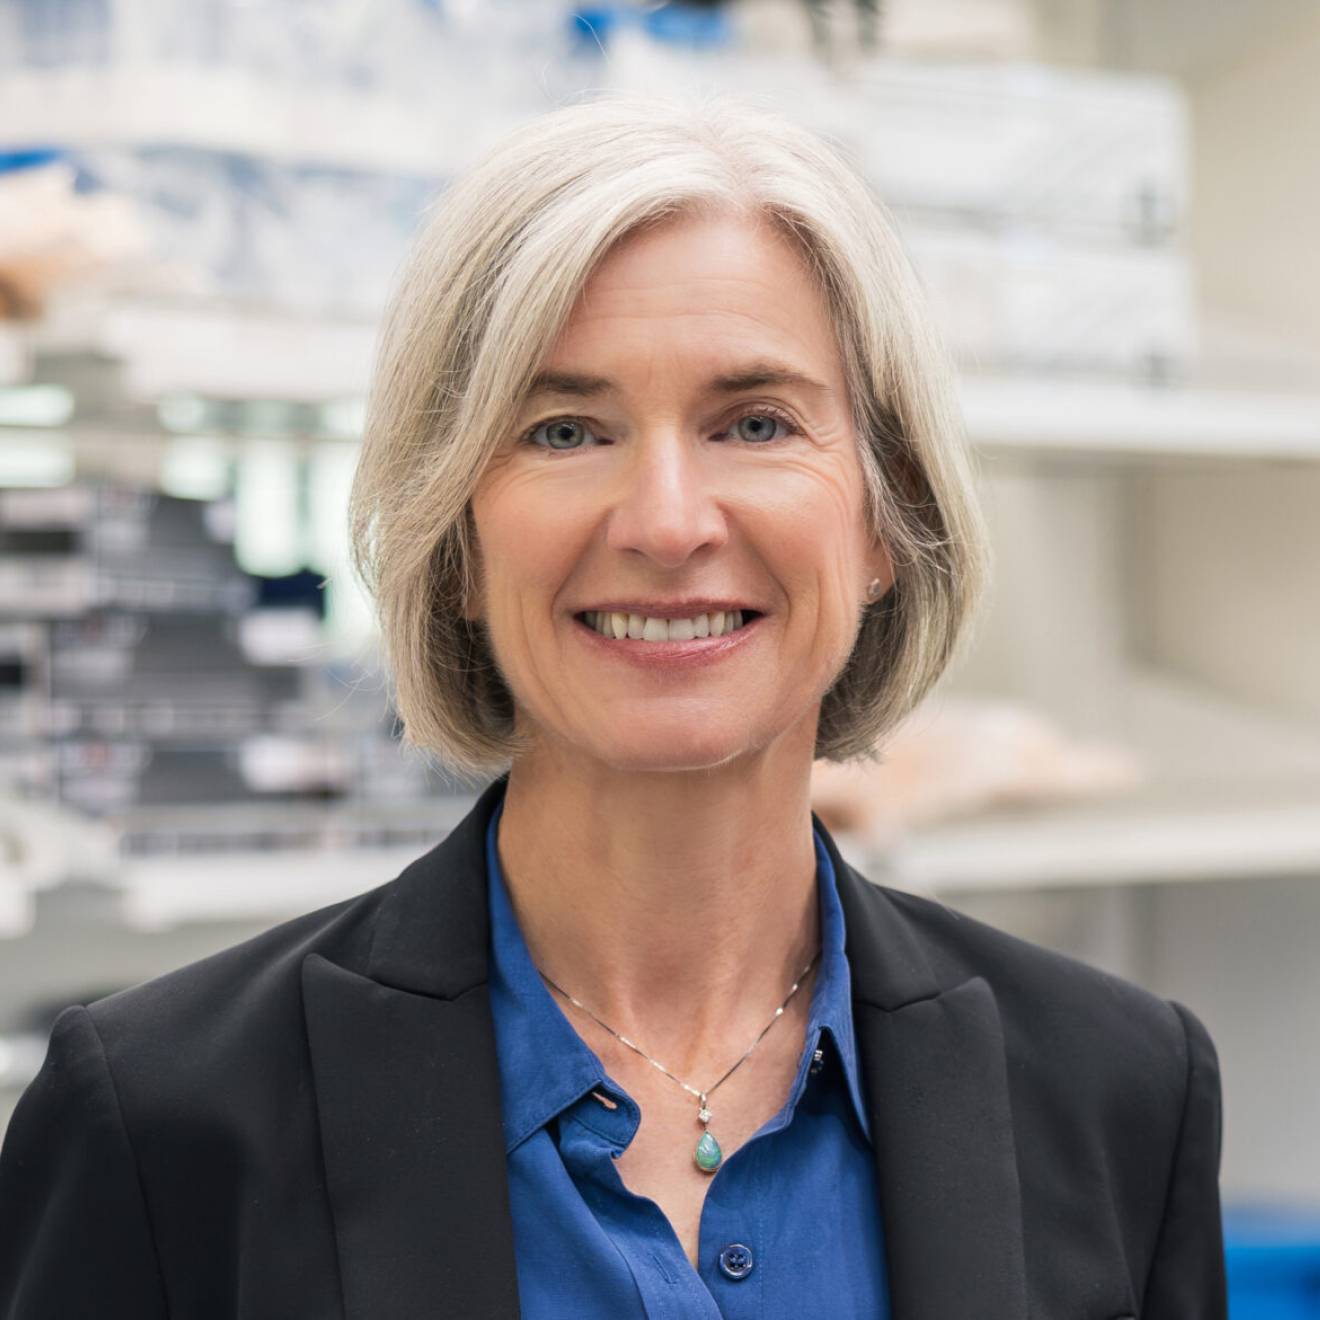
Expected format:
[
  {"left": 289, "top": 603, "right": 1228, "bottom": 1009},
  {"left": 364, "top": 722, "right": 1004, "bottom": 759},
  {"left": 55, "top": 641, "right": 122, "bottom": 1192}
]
[
  {"left": 824, "top": 820, "right": 1030, "bottom": 1320},
  {"left": 303, "top": 778, "right": 519, "bottom": 1320}
]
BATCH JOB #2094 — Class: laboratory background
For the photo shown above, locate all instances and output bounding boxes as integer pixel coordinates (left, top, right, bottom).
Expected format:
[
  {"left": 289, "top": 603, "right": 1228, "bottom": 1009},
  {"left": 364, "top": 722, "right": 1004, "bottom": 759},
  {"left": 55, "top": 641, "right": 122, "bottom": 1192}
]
[{"left": 2, "top": 0, "right": 1319, "bottom": 1312}]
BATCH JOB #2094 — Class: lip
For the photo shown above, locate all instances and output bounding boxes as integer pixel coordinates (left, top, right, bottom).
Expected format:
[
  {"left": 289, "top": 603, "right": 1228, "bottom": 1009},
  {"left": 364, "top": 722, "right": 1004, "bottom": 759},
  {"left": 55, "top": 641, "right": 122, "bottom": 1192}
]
[
  {"left": 575, "top": 600, "right": 762, "bottom": 620},
  {"left": 572, "top": 611, "right": 765, "bottom": 669}
]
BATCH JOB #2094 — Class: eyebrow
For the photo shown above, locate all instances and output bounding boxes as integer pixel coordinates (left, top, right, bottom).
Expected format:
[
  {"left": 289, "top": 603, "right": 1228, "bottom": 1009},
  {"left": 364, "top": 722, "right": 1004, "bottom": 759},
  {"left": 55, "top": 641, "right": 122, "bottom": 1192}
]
[{"left": 523, "top": 359, "right": 834, "bottom": 403}]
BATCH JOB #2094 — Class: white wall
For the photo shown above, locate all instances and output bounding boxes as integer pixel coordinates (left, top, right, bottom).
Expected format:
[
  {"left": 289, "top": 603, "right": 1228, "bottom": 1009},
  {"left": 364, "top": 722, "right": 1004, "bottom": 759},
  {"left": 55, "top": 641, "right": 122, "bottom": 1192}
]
[
  {"left": 1188, "top": 9, "right": 1320, "bottom": 349},
  {"left": 1147, "top": 874, "right": 1320, "bottom": 1203},
  {"left": 1133, "top": 464, "right": 1320, "bottom": 722}
]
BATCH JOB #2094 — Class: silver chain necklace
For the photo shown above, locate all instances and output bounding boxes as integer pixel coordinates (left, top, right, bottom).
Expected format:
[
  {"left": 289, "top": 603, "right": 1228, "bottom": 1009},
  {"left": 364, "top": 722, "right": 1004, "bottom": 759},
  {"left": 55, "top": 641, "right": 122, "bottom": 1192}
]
[{"left": 537, "top": 950, "right": 820, "bottom": 1175}]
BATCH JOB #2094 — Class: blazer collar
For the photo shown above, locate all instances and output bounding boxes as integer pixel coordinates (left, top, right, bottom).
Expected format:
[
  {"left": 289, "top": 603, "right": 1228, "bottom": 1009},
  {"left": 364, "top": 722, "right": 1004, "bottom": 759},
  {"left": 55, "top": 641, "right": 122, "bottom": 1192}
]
[{"left": 303, "top": 775, "right": 1028, "bottom": 1320}]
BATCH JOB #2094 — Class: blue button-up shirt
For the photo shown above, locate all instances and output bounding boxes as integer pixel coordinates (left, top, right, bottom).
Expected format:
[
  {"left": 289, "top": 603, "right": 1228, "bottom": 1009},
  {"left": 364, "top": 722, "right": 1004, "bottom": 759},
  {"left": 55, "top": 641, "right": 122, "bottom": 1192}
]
[{"left": 485, "top": 797, "right": 891, "bottom": 1317}]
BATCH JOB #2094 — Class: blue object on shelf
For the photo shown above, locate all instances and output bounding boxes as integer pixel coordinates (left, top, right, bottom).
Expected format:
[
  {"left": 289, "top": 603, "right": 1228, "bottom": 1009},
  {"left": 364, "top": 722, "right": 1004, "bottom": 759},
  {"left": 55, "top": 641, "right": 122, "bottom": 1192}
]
[
  {"left": 1224, "top": 1205, "right": 1320, "bottom": 1319},
  {"left": 0, "top": 148, "right": 63, "bottom": 175},
  {"left": 569, "top": 3, "right": 731, "bottom": 53},
  {"left": 643, "top": 2, "right": 731, "bottom": 48},
  {"left": 569, "top": 7, "right": 620, "bottom": 52}
]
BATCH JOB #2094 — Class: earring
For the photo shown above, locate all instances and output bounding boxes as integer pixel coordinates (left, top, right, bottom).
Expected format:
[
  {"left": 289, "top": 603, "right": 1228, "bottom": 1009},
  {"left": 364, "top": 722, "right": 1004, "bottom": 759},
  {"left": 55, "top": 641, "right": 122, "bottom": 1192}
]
[{"left": 866, "top": 577, "right": 884, "bottom": 601}]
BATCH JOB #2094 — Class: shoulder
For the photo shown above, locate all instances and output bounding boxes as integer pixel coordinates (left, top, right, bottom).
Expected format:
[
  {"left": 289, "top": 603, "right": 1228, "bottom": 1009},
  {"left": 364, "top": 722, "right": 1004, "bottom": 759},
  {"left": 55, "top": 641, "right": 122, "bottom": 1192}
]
[
  {"left": 77, "top": 874, "right": 393, "bottom": 1113},
  {"left": 59, "top": 796, "right": 493, "bottom": 1114},
  {"left": 867, "top": 875, "right": 1188, "bottom": 1037},
  {"left": 848, "top": 873, "right": 1225, "bottom": 1289},
  {"left": 847, "top": 874, "right": 1214, "bottom": 1134},
  {"left": 849, "top": 874, "right": 1225, "bottom": 1305}
]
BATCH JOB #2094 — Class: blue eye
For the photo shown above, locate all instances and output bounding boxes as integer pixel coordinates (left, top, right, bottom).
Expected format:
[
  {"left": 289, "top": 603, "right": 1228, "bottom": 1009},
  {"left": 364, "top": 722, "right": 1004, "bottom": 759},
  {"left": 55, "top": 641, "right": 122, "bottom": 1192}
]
[
  {"left": 526, "top": 418, "right": 600, "bottom": 450},
  {"left": 726, "top": 408, "right": 800, "bottom": 444},
  {"left": 521, "top": 406, "right": 801, "bottom": 452}
]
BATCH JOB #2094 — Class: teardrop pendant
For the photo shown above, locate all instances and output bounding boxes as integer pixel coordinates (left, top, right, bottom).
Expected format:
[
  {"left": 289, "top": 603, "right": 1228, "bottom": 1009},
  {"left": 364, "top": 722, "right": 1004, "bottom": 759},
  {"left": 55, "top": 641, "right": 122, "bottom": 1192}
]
[{"left": 695, "top": 1129, "right": 722, "bottom": 1173}]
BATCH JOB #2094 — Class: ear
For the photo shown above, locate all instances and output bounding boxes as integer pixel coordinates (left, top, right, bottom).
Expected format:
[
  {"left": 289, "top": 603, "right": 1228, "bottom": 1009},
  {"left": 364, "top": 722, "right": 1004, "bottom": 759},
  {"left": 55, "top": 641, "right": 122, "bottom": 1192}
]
[{"left": 865, "top": 537, "right": 896, "bottom": 602}]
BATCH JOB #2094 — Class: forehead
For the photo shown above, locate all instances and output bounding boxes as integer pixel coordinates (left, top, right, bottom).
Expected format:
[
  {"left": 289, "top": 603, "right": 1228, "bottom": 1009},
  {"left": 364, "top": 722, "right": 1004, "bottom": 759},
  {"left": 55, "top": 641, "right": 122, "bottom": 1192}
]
[{"left": 541, "top": 210, "right": 845, "bottom": 391}]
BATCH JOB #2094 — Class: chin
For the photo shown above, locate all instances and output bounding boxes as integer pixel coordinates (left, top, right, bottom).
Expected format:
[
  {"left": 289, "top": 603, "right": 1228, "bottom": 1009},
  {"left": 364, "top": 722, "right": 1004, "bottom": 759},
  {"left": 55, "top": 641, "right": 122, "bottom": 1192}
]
[
  {"left": 583, "top": 722, "right": 763, "bottom": 776},
  {"left": 588, "top": 718, "right": 802, "bottom": 776}
]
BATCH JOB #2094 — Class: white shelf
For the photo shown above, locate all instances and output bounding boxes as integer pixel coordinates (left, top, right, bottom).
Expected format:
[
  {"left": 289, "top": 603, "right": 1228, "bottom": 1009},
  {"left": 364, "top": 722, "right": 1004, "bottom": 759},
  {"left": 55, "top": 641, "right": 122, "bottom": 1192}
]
[
  {"left": 857, "top": 796, "right": 1320, "bottom": 895},
  {"left": 1104, "top": 667, "right": 1320, "bottom": 783},
  {"left": 112, "top": 796, "right": 479, "bottom": 931},
  {"left": 846, "top": 668, "right": 1320, "bottom": 894},
  {"left": 116, "top": 842, "right": 430, "bottom": 931},
  {"left": 11, "top": 297, "right": 377, "bottom": 398},
  {"left": 0, "top": 68, "right": 521, "bottom": 177},
  {"left": 99, "top": 301, "right": 379, "bottom": 402},
  {"left": 962, "top": 374, "right": 1320, "bottom": 460},
  {"left": 8, "top": 297, "right": 380, "bottom": 402}
]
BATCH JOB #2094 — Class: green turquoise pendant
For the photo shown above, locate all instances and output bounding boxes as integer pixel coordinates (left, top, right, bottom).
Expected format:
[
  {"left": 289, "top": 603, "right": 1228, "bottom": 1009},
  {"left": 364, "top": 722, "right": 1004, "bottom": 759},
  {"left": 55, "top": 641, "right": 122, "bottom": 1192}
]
[{"left": 695, "top": 1129, "right": 722, "bottom": 1173}]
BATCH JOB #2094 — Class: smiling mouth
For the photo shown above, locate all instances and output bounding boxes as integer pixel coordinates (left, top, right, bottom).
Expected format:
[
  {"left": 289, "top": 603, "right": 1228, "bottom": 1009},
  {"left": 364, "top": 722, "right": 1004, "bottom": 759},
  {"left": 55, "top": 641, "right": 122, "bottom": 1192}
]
[{"left": 576, "top": 609, "right": 762, "bottom": 642}]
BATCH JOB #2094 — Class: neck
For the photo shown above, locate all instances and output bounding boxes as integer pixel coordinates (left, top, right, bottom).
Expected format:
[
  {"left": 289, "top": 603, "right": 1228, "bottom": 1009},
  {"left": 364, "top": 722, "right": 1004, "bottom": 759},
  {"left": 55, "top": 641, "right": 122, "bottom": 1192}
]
[{"left": 495, "top": 730, "right": 822, "bottom": 1078}]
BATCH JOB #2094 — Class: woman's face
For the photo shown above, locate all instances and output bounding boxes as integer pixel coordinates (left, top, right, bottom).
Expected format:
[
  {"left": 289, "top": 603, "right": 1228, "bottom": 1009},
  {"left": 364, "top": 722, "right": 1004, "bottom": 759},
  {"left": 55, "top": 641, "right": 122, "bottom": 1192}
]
[{"left": 468, "top": 209, "right": 892, "bottom": 774}]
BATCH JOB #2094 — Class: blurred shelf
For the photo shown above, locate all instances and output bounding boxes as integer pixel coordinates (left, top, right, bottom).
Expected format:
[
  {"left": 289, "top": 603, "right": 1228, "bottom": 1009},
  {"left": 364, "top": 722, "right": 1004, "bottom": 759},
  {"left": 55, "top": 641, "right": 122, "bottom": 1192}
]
[
  {"left": 1064, "top": 667, "right": 1320, "bottom": 789},
  {"left": 961, "top": 374, "right": 1320, "bottom": 461},
  {"left": 0, "top": 68, "right": 521, "bottom": 177},
  {"left": 101, "top": 301, "right": 378, "bottom": 402},
  {"left": 851, "top": 668, "right": 1320, "bottom": 893},
  {"left": 859, "top": 793, "right": 1320, "bottom": 896},
  {"left": 3, "top": 299, "right": 364, "bottom": 402},
  {"left": 116, "top": 841, "right": 436, "bottom": 931},
  {"left": 30, "top": 298, "right": 380, "bottom": 403},
  {"left": 110, "top": 793, "right": 478, "bottom": 930}
]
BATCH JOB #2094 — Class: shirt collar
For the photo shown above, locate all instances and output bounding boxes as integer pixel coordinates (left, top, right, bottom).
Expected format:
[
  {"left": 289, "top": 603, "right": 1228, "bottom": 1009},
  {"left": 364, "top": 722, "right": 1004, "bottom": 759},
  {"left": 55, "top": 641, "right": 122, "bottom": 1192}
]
[{"left": 485, "top": 793, "right": 872, "bottom": 1155}]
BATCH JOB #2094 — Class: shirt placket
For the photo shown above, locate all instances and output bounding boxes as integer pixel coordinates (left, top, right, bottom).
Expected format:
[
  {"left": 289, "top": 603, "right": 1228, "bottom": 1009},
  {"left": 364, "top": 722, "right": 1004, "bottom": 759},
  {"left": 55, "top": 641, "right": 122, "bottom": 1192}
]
[
  {"left": 556, "top": 1089, "right": 724, "bottom": 1320},
  {"left": 694, "top": 1142, "right": 765, "bottom": 1316}
]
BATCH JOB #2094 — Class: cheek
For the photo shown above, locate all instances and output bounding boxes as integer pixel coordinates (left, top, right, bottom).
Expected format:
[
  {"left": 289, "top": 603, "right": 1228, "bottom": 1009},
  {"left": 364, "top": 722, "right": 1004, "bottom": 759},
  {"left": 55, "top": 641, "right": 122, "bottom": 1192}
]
[
  {"left": 743, "top": 455, "right": 870, "bottom": 607},
  {"left": 470, "top": 472, "right": 590, "bottom": 634}
]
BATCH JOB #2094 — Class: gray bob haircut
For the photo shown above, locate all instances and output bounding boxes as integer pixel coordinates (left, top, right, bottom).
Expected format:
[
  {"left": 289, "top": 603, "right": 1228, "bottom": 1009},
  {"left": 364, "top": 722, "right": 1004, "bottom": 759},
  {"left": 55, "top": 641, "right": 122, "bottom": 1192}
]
[{"left": 349, "top": 91, "right": 991, "bottom": 781}]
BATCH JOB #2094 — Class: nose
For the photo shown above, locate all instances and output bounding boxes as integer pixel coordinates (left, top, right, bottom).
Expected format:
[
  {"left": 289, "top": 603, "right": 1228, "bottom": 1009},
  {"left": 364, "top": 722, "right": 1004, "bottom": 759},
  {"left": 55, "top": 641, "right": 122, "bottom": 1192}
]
[{"left": 604, "top": 430, "right": 728, "bottom": 568}]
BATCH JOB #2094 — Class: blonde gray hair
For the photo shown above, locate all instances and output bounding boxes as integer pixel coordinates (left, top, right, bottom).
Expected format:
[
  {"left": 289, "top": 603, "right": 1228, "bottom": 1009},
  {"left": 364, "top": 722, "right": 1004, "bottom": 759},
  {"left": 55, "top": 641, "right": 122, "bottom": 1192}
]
[{"left": 349, "top": 91, "right": 991, "bottom": 780}]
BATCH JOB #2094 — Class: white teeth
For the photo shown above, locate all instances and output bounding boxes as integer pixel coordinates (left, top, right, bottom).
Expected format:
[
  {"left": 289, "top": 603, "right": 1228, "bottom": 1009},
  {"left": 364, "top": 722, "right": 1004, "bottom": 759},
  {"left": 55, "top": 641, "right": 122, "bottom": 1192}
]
[{"left": 584, "top": 610, "right": 754, "bottom": 641}]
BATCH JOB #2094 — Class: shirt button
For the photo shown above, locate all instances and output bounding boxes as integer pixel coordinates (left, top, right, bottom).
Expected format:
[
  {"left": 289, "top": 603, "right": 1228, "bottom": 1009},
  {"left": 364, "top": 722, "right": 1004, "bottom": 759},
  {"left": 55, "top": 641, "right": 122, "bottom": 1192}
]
[{"left": 718, "top": 1242, "right": 754, "bottom": 1280}]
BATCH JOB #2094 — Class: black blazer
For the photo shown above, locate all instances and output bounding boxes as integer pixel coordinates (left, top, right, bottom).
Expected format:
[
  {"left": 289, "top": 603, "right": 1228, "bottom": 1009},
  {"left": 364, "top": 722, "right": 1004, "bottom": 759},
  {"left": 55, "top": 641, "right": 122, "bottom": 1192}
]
[{"left": 0, "top": 775, "right": 1226, "bottom": 1319}]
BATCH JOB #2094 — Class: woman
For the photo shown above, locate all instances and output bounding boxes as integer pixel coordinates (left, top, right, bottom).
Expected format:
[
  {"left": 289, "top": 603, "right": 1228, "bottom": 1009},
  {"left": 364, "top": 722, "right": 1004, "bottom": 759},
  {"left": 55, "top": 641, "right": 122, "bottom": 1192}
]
[{"left": 0, "top": 94, "right": 1225, "bottom": 1318}]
